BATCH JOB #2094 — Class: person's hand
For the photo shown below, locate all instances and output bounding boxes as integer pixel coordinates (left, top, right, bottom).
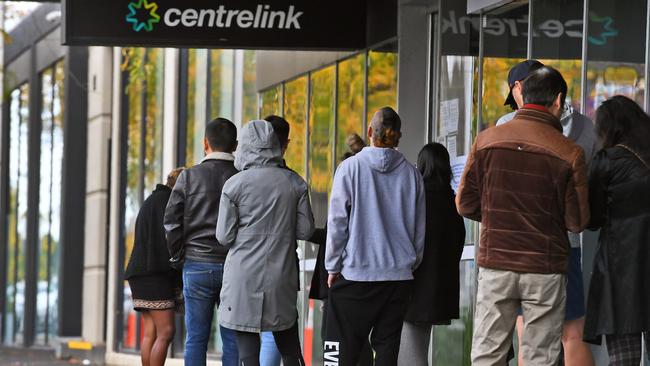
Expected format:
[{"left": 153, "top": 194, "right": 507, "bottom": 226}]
[{"left": 328, "top": 273, "right": 340, "bottom": 288}]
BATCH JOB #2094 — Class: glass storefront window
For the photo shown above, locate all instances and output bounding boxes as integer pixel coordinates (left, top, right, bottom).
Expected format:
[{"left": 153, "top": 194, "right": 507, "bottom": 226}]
[
  {"left": 120, "top": 48, "right": 164, "bottom": 352},
  {"left": 481, "top": 4, "right": 528, "bottom": 130},
  {"left": 283, "top": 76, "right": 308, "bottom": 177},
  {"left": 586, "top": 0, "right": 647, "bottom": 117},
  {"left": 4, "top": 85, "right": 29, "bottom": 346},
  {"left": 35, "top": 60, "right": 65, "bottom": 345},
  {"left": 308, "top": 67, "right": 335, "bottom": 226},
  {"left": 337, "top": 54, "right": 366, "bottom": 162},
  {"left": 210, "top": 50, "right": 235, "bottom": 120},
  {"left": 261, "top": 85, "right": 283, "bottom": 118},
  {"left": 531, "top": 0, "right": 585, "bottom": 112},
  {"left": 367, "top": 50, "right": 398, "bottom": 123},
  {"left": 242, "top": 50, "right": 258, "bottom": 124},
  {"left": 186, "top": 49, "right": 208, "bottom": 166}
]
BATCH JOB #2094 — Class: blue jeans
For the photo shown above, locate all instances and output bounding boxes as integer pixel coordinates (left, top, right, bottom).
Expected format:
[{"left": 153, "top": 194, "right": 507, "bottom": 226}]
[
  {"left": 260, "top": 331, "right": 281, "bottom": 366},
  {"left": 183, "top": 261, "right": 239, "bottom": 366}
]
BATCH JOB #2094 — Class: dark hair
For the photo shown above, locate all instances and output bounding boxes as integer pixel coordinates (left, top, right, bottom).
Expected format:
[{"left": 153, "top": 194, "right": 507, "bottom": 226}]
[
  {"left": 522, "top": 66, "right": 567, "bottom": 109},
  {"left": 265, "top": 115, "right": 290, "bottom": 149},
  {"left": 205, "top": 118, "right": 237, "bottom": 152},
  {"left": 417, "top": 143, "right": 452, "bottom": 189},
  {"left": 596, "top": 95, "right": 650, "bottom": 155}
]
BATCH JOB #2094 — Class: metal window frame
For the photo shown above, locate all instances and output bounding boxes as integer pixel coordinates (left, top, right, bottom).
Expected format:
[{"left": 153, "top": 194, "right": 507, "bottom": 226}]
[
  {"left": 177, "top": 49, "right": 189, "bottom": 167},
  {"left": 645, "top": 0, "right": 650, "bottom": 112},
  {"left": 580, "top": 0, "right": 590, "bottom": 115}
]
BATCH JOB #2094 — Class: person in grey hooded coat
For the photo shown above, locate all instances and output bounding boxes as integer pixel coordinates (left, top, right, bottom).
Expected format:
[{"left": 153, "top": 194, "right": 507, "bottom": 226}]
[{"left": 216, "top": 120, "right": 315, "bottom": 366}]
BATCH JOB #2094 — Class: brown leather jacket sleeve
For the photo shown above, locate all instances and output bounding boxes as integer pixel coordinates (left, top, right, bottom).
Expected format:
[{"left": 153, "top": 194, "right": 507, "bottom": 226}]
[
  {"left": 564, "top": 149, "right": 590, "bottom": 233},
  {"left": 456, "top": 141, "right": 482, "bottom": 222}
]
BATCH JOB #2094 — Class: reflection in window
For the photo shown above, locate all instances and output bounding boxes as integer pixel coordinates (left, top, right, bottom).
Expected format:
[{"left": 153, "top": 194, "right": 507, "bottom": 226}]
[
  {"left": 481, "top": 58, "right": 525, "bottom": 129},
  {"left": 283, "top": 76, "right": 308, "bottom": 177},
  {"left": 531, "top": 0, "right": 584, "bottom": 112},
  {"left": 4, "top": 85, "right": 29, "bottom": 346},
  {"left": 36, "top": 60, "right": 65, "bottom": 345},
  {"left": 337, "top": 54, "right": 366, "bottom": 162},
  {"left": 120, "top": 48, "right": 164, "bottom": 352},
  {"left": 586, "top": 0, "right": 647, "bottom": 117},
  {"left": 261, "top": 85, "right": 283, "bottom": 118},
  {"left": 367, "top": 51, "right": 398, "bottom": 123}
]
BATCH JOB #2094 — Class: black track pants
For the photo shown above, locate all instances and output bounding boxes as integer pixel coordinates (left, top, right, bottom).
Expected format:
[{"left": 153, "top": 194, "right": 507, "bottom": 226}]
[
  {"left": 324, "top": 277, "right": 412, "bottom": 366},
  {"left": 236, "top": 322, "right": 305, "bottom": 366}
]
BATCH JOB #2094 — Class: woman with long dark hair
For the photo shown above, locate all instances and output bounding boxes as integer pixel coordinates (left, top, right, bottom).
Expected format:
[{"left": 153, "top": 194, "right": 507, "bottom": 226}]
[
  {"left": 398, "top": 143, "right": 465, "bottom": 366},
  {"left": 585, "top": 95, "right": 650, "bottom": 365}
]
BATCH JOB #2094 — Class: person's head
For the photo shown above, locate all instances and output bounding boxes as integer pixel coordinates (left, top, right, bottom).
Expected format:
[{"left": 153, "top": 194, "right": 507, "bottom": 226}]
[
  {"left": 346, "top": 133, "right": 366, "bottom": 155},
  {"left": 504, "top": 60, "right": 544, "bottom": 110},
  {"left": 595, "top": 95, "right": 650, "bottom": 152},
  {"left": 368, "top": 107, "right": 402, "bottom": 148},
  {"left": 417, "top": 143, "right": 452, "bottom": 189},
  {"left": 265, "top": 115, "right": 290, "bottom": 154},
  {"left": 204, "top": 118, "right": 238, "bottom": 154},
  {"left": 521, "top": 66, "right": 568, "bottom": 119},
  {"left": 166, "top": 167, "right": 185, "bottom": 188}
]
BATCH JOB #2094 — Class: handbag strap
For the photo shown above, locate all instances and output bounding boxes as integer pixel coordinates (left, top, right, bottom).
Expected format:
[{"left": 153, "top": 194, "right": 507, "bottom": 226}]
[{"left": 616, "top": 144, "right": 650, "bottom": 172}]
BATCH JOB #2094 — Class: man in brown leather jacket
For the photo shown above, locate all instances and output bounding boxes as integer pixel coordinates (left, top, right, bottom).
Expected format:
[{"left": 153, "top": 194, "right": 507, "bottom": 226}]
[{"left": 456, "top": 66, "right": 589, "bottom": 366}]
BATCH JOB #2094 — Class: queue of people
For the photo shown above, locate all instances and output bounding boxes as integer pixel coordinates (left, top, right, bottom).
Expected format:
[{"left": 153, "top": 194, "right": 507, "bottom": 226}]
[{"left": 123, "top": 61, "right": 650, "bottom": 366}]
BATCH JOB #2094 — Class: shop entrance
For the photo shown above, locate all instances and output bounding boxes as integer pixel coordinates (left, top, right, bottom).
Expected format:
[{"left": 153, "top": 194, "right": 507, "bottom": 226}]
[{"left": 426, "top": 0, "right": 650, "bottom": 364}]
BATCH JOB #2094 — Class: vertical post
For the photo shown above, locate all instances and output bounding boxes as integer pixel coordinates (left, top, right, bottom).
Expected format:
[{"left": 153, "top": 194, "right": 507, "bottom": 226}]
[
  {"left": 527, "top": 0, "right": 534, "bottom": 59},
  {"left": 24, "top": 45, "right": 41, "bottom": 347},
  {"left": 162, "top": 48, "right": 179, "bottom": 178},
  {"left": 645, "top": 0, "right": 650, "bottom": 112},
  {"left": 477, "top": 11, "right": 485, "bottom": 133},
  {"left": 362, "top": 52, "right": 369, "bottom": 140},
  {"left": 59, "top": 46, "right": 89, "bottom": 338},
  {"left": 580, "top": 0, "right": 590, "bottom": 115},
  {"left": 177, "top": 50, "right": 189, "bottom": 167},
  {"left": 233, "top": 50, "right": 245, "bottom": 130},
  {"left": 332, "top": 62, "right": 339, "bottom": 175}
]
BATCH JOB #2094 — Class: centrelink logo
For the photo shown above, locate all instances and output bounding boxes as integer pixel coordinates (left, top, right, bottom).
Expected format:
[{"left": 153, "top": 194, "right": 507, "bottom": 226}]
[
  {"left": 126, "top": 1, "right": 304, "bottom": 32},
  {"left": 126, "top": 0, "right": 160, "bottom": 32}
]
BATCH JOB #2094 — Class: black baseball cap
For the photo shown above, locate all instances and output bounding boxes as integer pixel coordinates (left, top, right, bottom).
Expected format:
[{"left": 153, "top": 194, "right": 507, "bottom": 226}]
[{"left": 504, "top": 60, "right": 544, "bottom": 107}]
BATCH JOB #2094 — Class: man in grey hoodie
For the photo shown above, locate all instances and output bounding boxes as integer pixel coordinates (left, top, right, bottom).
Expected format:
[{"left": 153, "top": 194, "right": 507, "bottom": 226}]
[{"left": 324, "top": 107, "right": 426, "bottom": 366}]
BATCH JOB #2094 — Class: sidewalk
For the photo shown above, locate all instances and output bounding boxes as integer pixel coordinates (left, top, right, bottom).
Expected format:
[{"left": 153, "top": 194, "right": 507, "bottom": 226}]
[{"left": 0, "top": 348, "right": 80, "bottom": 366}]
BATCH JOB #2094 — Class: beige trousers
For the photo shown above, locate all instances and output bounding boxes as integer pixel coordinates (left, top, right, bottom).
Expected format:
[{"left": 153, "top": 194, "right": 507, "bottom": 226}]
[{"left": 471, "top": 267, "right": 566, "bottom": 366}]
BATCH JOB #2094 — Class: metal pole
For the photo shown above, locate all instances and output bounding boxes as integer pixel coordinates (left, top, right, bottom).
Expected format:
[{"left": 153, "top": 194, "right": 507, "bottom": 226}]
[
  {"left": 477, "top": 11, "right": 485, "bottom": 133},
  {"left": 527, "top": 0, "right": 534, "bottom": 59},
  {"left": 644, "top": 0, "right": 650, "bottom": 113},
  {"left": 580, "top": 0, "right": 590, "bottom": 115}
]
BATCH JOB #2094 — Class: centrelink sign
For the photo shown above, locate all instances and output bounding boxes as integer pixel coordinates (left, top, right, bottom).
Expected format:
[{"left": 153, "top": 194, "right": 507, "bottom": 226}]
[{"left": 63, "top": 0, "right": 368, "bottom": 49}]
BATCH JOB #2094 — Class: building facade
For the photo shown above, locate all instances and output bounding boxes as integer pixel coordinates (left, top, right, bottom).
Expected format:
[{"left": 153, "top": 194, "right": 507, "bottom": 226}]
[{"left": 1, "top": 0, "right": 649, "bottom": 365}]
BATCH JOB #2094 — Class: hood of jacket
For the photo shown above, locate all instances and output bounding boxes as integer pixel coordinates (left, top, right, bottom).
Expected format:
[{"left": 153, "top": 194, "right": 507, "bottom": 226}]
[
  {"left": 355, "top": 147, "right": 406, "bottom": 174},
  {"left": 235, "top": 120, "right": 283, "bottom": 171}
]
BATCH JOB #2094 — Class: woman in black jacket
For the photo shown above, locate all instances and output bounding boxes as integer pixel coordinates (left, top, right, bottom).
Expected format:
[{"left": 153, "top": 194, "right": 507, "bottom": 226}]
[
  {"left": 585, "top": 95, "right": 650, "bottom": 365},
  {"left": 397, "top": 143, "right": 465, "bottom": 366},
  {"left": 125, "top": 167, "right": 183, "bottom": 366}
]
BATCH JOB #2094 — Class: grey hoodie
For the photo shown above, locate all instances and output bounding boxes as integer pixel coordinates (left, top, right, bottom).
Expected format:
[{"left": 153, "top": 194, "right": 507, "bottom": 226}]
[
  {"left": 325, "top": 147, "right": 426, "bottom": 281},
  {"left": 216, "top": 120, "right": 315, "bottom": 332}
]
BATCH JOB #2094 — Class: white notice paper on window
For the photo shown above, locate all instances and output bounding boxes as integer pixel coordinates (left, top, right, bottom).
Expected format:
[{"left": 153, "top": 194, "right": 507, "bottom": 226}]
[
  {"left": 440, "top": 98, "right": 459, "bottom": 134},
  {"left": 450, "top": 154, "right": 468, "bottom": 194}
]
